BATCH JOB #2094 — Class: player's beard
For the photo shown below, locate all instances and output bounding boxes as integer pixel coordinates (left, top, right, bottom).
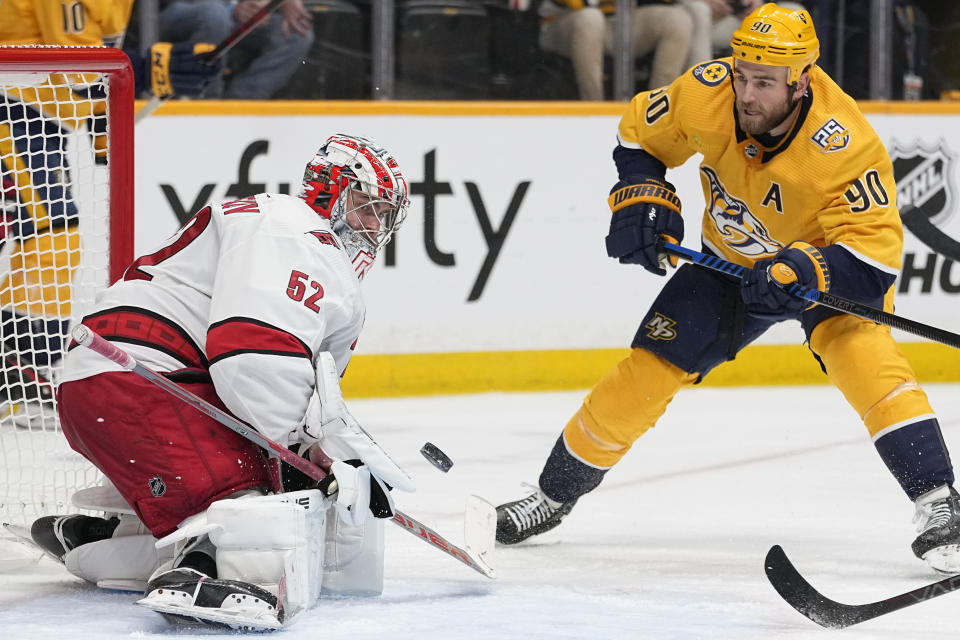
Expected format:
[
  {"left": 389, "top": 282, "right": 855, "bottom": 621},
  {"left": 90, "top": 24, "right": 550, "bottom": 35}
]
[{"left": 736, "top": 92, "right": 800, "bottom": 137}]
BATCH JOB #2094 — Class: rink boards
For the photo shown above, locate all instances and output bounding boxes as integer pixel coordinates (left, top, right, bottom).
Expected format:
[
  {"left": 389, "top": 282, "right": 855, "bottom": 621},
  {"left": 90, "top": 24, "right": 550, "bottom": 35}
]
[{"left": 130, "top": 100, "right": 960, "bottom": 394}]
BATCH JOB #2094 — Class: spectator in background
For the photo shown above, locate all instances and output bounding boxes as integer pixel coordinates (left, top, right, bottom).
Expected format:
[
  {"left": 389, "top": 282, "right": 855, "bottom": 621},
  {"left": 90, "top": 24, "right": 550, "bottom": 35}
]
[
  {"left": 538, "top": 0, "right": 693, "bottom": 101},
  {"left": 160, "top": 0, "right": 315, "bottom": 99},
  {"left": 682, "top": 1, "right": 806, "bottom": 69}
]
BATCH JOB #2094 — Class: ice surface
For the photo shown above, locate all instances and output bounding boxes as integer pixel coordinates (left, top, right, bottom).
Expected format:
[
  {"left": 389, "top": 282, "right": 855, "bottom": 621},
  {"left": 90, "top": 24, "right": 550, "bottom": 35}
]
[{"left": 2, "top": 384, "right": 959, "bottom": 638}]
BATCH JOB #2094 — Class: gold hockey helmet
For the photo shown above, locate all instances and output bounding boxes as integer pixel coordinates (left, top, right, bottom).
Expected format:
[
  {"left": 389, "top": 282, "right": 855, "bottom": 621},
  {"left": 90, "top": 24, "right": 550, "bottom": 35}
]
[{"left": 730, "top": 3, "right": 819, "bottom": 85}]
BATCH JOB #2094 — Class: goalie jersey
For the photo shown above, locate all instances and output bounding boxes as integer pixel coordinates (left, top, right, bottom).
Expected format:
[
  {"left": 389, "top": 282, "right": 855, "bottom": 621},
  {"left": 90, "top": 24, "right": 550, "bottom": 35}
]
[
  {"left": 616, "top": 58, "right": 903, "bottom": 279},
  {"left": 61, "top": 193, "right": 366, "bottom": 446}
]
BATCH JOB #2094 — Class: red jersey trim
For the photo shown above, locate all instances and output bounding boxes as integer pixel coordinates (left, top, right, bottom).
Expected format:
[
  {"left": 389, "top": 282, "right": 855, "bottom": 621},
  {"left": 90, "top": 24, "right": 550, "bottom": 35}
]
[
  {"left": 78, "top": 307, "right": 207, "bottom": 369},
  {"left": 207, "top": 317, "right": 313, "bottom": 366}
]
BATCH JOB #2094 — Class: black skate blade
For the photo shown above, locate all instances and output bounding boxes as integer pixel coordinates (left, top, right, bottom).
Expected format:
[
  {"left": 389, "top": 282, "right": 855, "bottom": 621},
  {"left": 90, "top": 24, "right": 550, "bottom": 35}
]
[{"left": 137, "top": 598, "right": 283, "bottom": 631}]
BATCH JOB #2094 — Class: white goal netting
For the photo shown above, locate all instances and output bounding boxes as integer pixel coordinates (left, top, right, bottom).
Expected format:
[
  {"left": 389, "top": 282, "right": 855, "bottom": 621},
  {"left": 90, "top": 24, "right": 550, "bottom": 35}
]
[{"left": 0, "top": 48, "right": 133, "bottom": 550}]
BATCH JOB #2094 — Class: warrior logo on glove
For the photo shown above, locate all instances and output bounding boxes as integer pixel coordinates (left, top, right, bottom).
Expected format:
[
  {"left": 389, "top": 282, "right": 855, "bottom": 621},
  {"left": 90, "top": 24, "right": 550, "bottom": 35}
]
[{"left": 605, "top": 175, "right": 684, "bottom": 275}]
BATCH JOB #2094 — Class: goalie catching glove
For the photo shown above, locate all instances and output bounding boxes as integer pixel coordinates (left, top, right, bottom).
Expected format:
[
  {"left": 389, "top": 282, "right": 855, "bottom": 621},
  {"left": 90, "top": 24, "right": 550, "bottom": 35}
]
[
  {"left": 298, "top": 352, "right": 414, "bottom": 526},
  {"left": 740, "top": 241, "right": 830, "bottom": 319},
  {"left": 605, "top": 175, "right": 684, "bottom": 275}
]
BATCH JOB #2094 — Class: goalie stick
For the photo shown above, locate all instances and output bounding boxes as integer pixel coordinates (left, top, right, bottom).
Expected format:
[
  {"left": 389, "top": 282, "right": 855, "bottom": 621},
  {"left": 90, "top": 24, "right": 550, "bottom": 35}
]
[
  {"left": 71, "top": 325, "right": 496, "bottom": 579},
  {"left": 659, "top": 241, "right": 960, "bottom": 349},
  {"left": 765, "top": 544, "right": 960, "bottom": 628}
]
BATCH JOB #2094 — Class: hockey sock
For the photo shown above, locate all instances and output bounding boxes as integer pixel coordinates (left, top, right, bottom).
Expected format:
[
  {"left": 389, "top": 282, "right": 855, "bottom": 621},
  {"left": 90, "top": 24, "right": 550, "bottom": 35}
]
[
  {"left": 874, "top": 417, "right": 955, "bottom": 500},
  {"left": 538, "top": 435, "right": 607, "bottom": 504}
]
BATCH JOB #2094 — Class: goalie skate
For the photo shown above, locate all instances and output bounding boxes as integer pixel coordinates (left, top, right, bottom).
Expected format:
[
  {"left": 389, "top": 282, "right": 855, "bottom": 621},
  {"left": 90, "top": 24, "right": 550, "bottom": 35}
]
[
  {"left": 138, "top": 567, "right": 284, "bottom": 631},
  {"left": 29, "top": 514, "right": 119, "bottom": 562}
]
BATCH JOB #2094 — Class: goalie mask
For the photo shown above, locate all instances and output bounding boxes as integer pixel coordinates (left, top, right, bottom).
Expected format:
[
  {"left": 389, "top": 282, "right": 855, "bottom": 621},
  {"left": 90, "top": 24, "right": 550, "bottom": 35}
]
[{"left": 300, "top": 134, "right": 409, "bottom": 279}]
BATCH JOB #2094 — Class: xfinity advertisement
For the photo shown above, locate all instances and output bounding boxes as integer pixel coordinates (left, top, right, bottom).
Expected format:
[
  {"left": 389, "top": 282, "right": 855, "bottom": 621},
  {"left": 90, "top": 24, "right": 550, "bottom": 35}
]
[{"left": 133, "top": 109, "right": 960, "bottom": 356}]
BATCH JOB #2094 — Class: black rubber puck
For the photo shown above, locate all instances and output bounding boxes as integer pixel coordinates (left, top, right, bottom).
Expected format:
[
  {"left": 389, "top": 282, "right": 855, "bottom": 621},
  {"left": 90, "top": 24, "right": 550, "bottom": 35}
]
[{"left": 420, "top": 442, "right": 453, "bottom": 472}]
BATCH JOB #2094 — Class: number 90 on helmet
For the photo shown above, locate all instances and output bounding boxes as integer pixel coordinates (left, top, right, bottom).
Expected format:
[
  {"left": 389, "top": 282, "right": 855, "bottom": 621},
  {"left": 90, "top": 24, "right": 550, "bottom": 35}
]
[
  {"left": 300, "top": 134, "right": 410, "bottom": 275},
  {"left": 730, "top": 3, "right": 819, "bottom": 86}
]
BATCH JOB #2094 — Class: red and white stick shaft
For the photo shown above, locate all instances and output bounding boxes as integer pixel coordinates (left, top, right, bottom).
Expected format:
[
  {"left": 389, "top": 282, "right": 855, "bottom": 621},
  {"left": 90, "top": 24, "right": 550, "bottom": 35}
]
[{"left": 71, "top": 325, "right": 493, "bottom": 577}]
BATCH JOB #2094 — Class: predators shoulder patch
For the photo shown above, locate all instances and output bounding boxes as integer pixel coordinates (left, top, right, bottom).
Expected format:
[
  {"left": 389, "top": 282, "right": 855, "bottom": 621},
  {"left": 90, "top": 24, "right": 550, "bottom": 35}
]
[{"left": 692, "top": 61, "right": 731, "bottom": 87}]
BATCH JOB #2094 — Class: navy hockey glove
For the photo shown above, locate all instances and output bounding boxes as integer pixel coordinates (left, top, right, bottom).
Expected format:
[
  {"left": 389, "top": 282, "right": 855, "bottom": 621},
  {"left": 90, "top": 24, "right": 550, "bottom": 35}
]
[
  {"left": 148, "top": 42, "right": 222, "bottom": 98},
  {"left": 605, "top": 175, "right": 683, "bottom": 275},
  {"left": 740, "top": 241, "right": 830, "bottom": 319}
]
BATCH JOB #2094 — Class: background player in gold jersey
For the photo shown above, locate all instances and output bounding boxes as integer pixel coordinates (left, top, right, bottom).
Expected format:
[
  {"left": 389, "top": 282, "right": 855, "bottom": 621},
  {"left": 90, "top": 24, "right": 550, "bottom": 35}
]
[
  {"left": 496, "top": 3, "right": 960, "bottom": 575},
  {"left": 0, "top": 1, "right": 220, "bottom": 419}
]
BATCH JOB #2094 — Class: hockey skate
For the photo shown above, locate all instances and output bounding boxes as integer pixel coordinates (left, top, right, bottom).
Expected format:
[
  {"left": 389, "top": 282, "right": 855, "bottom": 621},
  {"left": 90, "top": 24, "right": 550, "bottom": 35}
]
[
  {"left": 912, "top": 485, "right": 960, "bottom": 574},
  {"left": 29, "top": 514, "right": 119, "bottom": 562},
  {"left": 138, "top": 567, "right": 283, "bottom": 631},
  {"left": 496, "top": 484, "right": 576, "bottom": 545}
]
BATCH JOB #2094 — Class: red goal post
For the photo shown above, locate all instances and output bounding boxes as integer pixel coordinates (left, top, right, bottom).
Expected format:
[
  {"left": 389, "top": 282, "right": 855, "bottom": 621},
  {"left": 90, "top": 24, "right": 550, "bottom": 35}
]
[
  {"left": 0, "top": 46, "right": 135, "bottom": 554},
  {"left": 0, "top": 45, "right": 135, "bottom": 278}
]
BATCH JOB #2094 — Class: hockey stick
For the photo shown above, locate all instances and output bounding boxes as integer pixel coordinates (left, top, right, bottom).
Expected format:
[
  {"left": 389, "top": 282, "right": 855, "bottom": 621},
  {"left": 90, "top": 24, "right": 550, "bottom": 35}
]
[
  {"left": 71, "top": 325, "right": 496, "bottom": 578},
  {"left": 134, "top": 0, "right": 286, "bottom": 124},
  {"left": 660, "top": 241, "right": 960, "bottom": 349},
  {"left": 765, "top": 544, "right": 960, "bottom": 628}
]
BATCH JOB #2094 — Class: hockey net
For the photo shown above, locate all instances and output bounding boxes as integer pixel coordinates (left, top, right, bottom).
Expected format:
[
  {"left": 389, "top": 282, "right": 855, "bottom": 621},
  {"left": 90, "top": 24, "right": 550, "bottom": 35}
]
[{"left": 0, "top": 47, "right": 133, "bottom": 554}]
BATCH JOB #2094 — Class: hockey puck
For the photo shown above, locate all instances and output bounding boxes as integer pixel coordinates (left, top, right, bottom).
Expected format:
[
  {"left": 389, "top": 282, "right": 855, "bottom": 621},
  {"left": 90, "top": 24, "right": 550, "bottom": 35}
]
[{"left": 420, "top": 442, "right": 453, "bottom": 472}]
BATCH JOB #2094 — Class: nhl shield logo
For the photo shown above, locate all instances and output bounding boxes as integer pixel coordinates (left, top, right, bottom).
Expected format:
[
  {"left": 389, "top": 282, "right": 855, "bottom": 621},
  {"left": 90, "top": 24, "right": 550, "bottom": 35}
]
[
  {"left": 890, "top": 138, "right": 957, "bottom": 227},
  {"left": 148, "top": 476, "right": 167, "bottom": 497},
  {"left": 890, "top": 138, "right": 960, "bottom": 261}
]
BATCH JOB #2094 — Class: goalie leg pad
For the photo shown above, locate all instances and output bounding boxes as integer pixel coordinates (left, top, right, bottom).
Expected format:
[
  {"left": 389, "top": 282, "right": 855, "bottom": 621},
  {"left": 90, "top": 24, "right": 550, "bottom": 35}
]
[
  {"left": 65, "top": 531, "right": 174, "bottom": 592},
  {"left": 321, "top": 504, "right": 385, "bottom": 597},
  {"left": 210, "top": 490, "right": 326, "bottom": 622},
  {"left": 142, "top": 490, "right": 327, "bottom": 629}
]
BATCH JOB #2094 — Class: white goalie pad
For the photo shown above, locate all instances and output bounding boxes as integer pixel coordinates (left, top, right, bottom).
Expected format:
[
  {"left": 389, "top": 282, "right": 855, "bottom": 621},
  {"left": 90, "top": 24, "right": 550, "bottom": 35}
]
[
  {"left": 65, "top": 528, "right": 173, "bottom": 592},
  {"left": 321, "top": 503, "right": 385, "bottom": 597},
  {"left": 152, "top": 489, "right": 328, "bottom": 625},
  {"left": 71, "top": 481, "right": 136, "bottom": 516}
]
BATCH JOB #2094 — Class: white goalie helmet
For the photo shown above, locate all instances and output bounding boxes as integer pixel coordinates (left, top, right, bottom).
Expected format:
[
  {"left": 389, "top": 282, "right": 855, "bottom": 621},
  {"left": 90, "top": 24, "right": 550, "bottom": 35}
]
[{"left": 299, "top": 134, "right": 410, "bottom": 278}]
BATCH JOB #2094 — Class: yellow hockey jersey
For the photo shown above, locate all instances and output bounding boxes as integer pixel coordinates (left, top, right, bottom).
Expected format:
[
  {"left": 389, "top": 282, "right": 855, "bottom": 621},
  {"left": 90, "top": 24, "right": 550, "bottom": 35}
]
[
  {"left": 617, "top": 58, "right": 902, "bottom": 277},
  {"left": 0, "top": 1, "right": 132, "bottom": 159},
  {"left": 0, "top": 0, "right": 132, "bottom": 47}
]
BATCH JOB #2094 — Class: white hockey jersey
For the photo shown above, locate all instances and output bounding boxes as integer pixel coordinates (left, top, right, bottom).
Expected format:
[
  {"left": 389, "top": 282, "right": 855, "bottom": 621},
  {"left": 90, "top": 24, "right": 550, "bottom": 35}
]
[{"left": 62, "top": 193, "right": 365, "bottom": 446}]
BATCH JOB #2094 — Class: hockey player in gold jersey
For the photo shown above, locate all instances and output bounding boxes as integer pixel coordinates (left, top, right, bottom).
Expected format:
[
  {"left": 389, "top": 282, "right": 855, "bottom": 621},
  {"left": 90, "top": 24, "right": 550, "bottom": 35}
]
[
  {"left": 496, "top": 3, "right": 960, "bottom": 575},
  {"left": 0, "top": 1, "right": 220, "bottom": 417}
]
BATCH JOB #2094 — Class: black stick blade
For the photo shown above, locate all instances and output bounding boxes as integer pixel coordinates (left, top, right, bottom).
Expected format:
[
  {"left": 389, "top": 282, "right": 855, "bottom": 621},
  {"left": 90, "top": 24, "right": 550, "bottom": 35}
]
[
  {"left": 765, "top": 545, "right": 960, "bottom": 629},
  {"left": 765, "top": 545, "right": 870, "bottom": 628}
]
